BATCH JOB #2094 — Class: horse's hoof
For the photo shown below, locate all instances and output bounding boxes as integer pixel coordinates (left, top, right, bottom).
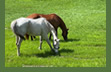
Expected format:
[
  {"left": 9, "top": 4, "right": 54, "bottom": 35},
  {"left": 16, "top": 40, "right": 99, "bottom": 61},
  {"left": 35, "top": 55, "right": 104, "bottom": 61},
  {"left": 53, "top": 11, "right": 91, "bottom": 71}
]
[{"left": 17, "top": 54, "right": 20, "bottom": 56}]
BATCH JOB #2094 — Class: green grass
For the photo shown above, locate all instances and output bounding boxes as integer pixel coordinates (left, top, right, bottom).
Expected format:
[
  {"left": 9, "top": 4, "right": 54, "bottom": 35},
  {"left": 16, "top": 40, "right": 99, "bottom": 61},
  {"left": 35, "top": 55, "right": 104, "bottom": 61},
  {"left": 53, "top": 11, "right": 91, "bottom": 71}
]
[{"left": 5, "top": 0, "right": 106, "bottom": 67}]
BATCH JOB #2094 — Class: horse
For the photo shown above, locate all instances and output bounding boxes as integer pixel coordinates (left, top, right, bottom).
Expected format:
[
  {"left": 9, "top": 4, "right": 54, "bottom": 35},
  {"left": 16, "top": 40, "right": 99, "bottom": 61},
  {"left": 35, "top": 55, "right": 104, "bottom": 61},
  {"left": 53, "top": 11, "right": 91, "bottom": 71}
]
[
  {"left": 11, "top": 17, "right": 60, "bottom": 56},
  {"left": 26, "top": 13, "right": 69, "bottom": 41}
]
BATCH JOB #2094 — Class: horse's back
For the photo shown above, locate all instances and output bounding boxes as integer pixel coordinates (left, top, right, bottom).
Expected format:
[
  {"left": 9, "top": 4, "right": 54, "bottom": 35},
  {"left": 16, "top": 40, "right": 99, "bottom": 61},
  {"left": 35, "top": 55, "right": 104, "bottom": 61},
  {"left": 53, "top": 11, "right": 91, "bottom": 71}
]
[
  {"left": 27, "top": 13, "right": 40, "bottom": 19},
  {"left": 27, "top": 18, "right": 50, "bottom": 36},
  {"left": 16, "top": 17, "right": 29, "bottom": 26},
  {"left": 34, "top": 18, "right": 49, "bottom": 31},
  {"left": 11, "top": 17, "right": 28, "bottom": 31},
  {"left": 16, "top": 18, "right": 30, "bottom": 35}
]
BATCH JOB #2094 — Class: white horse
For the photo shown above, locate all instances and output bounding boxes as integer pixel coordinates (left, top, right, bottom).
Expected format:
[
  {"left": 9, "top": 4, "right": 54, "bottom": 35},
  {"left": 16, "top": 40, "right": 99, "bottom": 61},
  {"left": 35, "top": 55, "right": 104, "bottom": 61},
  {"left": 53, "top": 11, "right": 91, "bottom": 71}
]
[{"left": 11, "top": 17, "right": 60, "bottom": 56}]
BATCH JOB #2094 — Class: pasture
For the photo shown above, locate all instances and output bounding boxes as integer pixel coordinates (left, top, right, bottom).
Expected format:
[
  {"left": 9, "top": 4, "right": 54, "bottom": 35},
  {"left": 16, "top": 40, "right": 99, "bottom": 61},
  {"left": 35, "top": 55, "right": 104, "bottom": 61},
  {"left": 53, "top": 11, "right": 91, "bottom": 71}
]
[{"left": 5, "top": 0, "right": 106, "bottom": 67}]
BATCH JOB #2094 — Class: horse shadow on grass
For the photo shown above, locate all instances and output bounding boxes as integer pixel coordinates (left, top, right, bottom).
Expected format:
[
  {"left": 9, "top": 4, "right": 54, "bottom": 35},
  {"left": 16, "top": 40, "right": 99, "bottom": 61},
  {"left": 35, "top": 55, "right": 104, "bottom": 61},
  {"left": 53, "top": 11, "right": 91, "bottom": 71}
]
[
  {"left": 30, "top": 38, "right": 80, "bottom": 43},
  {"left": 21, "top": 48, "right": 74, "bottom": 58},
  {"left": 35, "top": 48, "right": 74, "bottom": 58},
  {"left": 60, "top": 38, "right": 80, "bottom": 42}
]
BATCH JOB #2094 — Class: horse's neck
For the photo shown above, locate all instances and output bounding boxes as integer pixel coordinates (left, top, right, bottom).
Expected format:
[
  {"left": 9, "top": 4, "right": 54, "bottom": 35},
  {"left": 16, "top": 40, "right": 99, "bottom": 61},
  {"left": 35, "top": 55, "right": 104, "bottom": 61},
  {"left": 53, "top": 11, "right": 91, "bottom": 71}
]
[
  {"left": 57, "top": 16, "right": 67, "bottom": 32},
  {"left": 47, "top": 20, "right": 58, "bottom": 40},
  {"left": 51, "top": 29, "right": 57, "bottom": 40}
]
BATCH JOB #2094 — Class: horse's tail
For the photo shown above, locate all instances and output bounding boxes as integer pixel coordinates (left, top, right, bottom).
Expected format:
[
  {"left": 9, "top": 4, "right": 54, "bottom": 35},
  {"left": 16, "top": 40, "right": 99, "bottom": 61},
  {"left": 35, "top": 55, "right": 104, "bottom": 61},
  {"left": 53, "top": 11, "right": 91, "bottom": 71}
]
[{"left": 11, "top": 20, "right": 25, "bottom": 40}]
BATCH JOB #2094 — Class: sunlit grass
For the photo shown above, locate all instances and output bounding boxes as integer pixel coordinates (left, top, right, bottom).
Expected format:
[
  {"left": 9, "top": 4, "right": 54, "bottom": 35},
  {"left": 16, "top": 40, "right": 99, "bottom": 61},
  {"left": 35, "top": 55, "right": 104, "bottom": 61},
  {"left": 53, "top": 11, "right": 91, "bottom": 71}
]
[{"left": 5, "top": 0, "right": 106, "bottom": 67}]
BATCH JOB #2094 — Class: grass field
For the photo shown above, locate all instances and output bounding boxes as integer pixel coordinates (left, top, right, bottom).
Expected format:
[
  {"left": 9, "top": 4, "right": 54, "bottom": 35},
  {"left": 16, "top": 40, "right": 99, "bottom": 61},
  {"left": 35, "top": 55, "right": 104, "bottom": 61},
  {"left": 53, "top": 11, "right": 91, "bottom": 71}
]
[{"left": 5, "top": 0, "right": 106, "bottom": 67}]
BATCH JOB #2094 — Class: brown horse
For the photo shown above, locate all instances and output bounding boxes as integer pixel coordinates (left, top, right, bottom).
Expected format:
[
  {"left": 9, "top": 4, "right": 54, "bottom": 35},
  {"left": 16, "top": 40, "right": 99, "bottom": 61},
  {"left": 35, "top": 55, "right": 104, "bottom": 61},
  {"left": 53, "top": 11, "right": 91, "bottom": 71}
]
[{"left": 26, "top": 13, "right": 69, "bottom": 41}]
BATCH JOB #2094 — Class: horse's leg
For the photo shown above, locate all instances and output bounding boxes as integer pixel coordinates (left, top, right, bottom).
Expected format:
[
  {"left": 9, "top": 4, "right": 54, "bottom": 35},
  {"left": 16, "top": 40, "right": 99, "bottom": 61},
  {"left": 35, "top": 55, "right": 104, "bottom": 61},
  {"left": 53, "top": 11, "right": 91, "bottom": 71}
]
[
  {"left": 49, "top": 33, "right": 52, "bottom": 40},
  {"left": 16, "top": 35, "right": 19, "bottom": 45},
  {"left": 25, "top": 34, "right": 29, "bottom": 40},
  {"left": 31, "top": 36, "right": 33, "bottom": 41},
  {"left": 31, "top": 36, "right": 36, "bottom": 41},
  {"left": 38, "top": 36, "right": 42, "bottom": 50},
  {"left": 33, "top": 36, "right": 36, "bottom": 39},
  {"left": 16, "top": 37, "right": 23, "bottom": 56}
]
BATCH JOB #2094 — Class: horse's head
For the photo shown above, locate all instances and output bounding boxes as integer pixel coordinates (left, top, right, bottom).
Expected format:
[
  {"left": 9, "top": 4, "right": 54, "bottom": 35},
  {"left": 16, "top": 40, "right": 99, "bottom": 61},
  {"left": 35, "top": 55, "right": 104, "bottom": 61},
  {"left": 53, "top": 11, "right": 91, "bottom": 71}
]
[
  {"left": 62, "top": 28, "right": 69, "bottom": 41},
  {"left": 53, "top": 39, "right": 60, "bottom": 53}
]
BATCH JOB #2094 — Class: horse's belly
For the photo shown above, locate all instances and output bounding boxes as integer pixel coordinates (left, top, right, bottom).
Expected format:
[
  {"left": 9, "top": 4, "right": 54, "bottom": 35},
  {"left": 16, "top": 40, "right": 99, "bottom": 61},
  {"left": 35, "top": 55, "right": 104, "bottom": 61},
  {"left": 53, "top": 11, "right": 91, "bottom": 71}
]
[
  {"left": 27, "top": 27, "right": 42, "bottom": 36},
  {"left": 27, "top": 32, "right": 41, "bottom": 36}
]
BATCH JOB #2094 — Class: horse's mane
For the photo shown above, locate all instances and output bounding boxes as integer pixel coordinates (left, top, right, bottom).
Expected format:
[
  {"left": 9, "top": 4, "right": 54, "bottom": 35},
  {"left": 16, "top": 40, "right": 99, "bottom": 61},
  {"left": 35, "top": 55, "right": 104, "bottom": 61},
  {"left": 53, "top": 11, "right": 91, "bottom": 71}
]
[{"left": 55, "top": 15, "right": 68, "bottom": 31}]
